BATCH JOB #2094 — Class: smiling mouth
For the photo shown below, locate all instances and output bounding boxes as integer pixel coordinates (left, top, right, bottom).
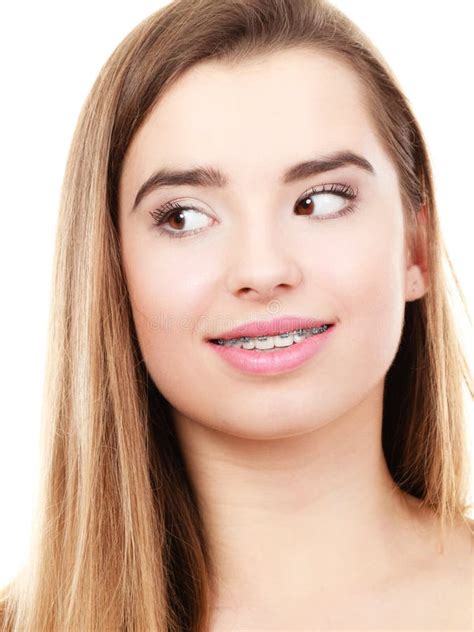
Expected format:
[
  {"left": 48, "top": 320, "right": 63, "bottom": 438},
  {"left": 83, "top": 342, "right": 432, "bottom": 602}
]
[{"left": 208, "top": 324, "right": 334, "bottom": 349}]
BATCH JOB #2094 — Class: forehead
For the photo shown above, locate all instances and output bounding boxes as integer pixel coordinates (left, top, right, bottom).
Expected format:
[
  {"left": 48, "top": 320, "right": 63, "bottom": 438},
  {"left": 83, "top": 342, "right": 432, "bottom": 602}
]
[{"left": 120, "top": 48, "right": 382, "bottom": 203}]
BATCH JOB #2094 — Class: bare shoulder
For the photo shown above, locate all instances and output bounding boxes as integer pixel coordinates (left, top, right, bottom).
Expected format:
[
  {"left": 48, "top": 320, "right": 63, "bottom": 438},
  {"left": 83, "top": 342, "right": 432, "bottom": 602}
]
[
  {"left": 390, "top": 501, "right": 473, "bottom": 629},
  {"left": 425, "top": 513, "right": 473, "bottom": 630}
]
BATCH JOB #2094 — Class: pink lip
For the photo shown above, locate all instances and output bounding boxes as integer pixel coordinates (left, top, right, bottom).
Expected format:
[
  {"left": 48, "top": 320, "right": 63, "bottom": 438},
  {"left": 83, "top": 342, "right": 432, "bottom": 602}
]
[
  {"left": 206, "top": 324, "right": 335, "bottom": 375},
  {"left": 209, "top": 316, "right": 332, "bottom": 341}
]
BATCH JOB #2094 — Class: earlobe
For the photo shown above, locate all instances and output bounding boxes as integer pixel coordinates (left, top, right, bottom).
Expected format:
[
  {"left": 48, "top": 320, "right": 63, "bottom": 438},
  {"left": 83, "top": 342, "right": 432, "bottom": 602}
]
[
  {"left": 405, "top": 203, "right": 430, "bottom": 301},
  {"left": 405, "top": 265, "right": 427, "bottom": 302}
]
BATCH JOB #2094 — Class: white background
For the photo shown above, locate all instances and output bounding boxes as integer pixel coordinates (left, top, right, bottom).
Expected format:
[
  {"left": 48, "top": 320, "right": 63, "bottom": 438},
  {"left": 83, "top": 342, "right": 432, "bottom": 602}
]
[{"left": 0, "top": 1, "right": 472, "bottom": 588}]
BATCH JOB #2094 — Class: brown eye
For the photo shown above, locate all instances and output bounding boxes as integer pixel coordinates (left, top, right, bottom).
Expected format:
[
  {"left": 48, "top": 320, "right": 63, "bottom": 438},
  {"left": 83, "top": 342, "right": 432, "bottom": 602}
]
[
  {"left": 166, "top": 209, "right": 186, "bottom": 230},
  {"left": 150, "top": 203, "right": 212, "bottom": 239},
  {"left": 295, "top": 192, "right": 348, "bottom": 218},
  {"left": 294, "top": 183, "right": 358, "bottom": 220}
]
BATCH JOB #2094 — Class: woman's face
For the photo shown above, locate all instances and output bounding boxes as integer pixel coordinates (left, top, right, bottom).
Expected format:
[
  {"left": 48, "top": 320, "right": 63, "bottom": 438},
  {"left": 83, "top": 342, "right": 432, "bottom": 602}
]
[{"left": 118, "top": 48, "right": 421, "bottom": 439}]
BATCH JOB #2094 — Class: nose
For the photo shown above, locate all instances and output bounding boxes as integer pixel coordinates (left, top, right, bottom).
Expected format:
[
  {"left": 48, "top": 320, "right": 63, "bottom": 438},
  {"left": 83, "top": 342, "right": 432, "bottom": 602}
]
[{"left": 225, "top": 221, "right": 303, "bottom": 303}]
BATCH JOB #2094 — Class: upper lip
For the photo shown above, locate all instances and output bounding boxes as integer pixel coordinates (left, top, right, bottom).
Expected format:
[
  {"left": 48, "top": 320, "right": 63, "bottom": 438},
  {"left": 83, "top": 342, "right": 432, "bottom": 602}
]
[{"left": 207, "top": 316, "right": 334, "bottom": 341}]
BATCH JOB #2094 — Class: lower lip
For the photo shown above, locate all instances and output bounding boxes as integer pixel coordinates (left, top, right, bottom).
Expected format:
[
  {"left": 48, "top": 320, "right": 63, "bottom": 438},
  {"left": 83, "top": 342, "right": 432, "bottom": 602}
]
[{"left": 206, "top": 325, "right": 335, "bottom": 376}]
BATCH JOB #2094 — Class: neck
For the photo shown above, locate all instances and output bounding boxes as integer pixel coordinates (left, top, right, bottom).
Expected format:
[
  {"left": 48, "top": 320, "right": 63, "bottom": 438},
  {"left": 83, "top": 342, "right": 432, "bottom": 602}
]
[{"left": 172, "top": 380, "right": 428, "bottom": 618}]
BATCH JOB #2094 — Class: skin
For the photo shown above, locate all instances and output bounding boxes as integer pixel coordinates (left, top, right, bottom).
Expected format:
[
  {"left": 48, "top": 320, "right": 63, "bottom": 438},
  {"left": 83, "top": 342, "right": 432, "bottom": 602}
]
[{"left": 118, "top": 48, "right": 472, "bottom": 629}]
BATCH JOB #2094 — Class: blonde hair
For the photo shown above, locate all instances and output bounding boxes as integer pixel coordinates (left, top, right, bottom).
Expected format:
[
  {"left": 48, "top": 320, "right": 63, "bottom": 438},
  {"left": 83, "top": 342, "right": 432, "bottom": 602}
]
[{"left": 1, "top": 0, "right": 472, "bottom": 630}]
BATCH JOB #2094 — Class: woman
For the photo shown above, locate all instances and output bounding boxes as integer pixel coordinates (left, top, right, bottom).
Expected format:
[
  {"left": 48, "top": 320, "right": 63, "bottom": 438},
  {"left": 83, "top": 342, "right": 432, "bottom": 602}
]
[{"left": 1, "top": 0, "right": 472, "bottom": 630}]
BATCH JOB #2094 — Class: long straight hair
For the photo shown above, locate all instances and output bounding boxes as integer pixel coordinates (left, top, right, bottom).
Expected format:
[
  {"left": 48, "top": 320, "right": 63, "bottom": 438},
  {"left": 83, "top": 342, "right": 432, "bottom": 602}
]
[{"left": 1, "top": 1, "right": 472, "bottom": 630}]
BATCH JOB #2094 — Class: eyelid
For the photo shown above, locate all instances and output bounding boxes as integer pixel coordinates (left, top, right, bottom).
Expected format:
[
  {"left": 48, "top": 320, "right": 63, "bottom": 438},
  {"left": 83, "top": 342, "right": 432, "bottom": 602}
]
[
  {"left": 297, "top": 182, "right": 358, "bottom": 202},
  {"left": 149, "top": 199, "right": 208, "bottom": 224}
]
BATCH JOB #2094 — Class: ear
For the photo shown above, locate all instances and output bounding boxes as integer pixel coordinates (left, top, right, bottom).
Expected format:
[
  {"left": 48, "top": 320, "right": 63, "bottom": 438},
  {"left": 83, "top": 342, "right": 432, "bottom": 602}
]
[{"left": 405, "top": 202, "right": 430, "bottom": 302}]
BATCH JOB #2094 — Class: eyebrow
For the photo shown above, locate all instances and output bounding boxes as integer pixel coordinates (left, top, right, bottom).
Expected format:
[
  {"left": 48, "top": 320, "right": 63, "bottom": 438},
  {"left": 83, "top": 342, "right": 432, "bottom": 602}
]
[{"left": 131, "top": 149, "right": 375, "bottom": 212}]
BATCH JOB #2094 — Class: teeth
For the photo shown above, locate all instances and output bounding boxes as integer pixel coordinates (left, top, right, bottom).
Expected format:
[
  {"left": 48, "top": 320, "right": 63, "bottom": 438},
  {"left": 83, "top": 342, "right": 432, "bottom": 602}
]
[{"left": 215, "top": 325, "right": 329, "bottom": 350}]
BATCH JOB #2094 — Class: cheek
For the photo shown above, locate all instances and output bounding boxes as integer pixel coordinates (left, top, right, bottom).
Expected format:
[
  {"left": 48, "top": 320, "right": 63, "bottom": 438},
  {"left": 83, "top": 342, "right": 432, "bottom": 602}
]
[
  {"left": 325, "top": 216, "right": 406, "bottom": 391},
  {"left": 121, "top": 236, "right": 217, "bottom": 385},
  {"left": 346, "top": 221, "right": 405, "bottom": 323}
]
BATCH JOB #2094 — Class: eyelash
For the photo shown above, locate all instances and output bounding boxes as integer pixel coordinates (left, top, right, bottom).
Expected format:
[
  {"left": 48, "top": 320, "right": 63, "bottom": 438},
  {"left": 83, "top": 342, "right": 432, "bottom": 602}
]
[{"left": 149, "top": 182, "right": 358, "bottom": 240}]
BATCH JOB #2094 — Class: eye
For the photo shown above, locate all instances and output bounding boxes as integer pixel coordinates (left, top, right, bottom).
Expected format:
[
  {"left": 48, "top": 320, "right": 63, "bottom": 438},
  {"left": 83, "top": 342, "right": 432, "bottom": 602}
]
[
  {"left": 294, "top": 183, "right": 358, "bottom": 220},
  {"left": 149, "top": 201, "right": 213, "bottom": 239},
  {"left": 150, "top": 182, "right": 358, "bottom": 239}
]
